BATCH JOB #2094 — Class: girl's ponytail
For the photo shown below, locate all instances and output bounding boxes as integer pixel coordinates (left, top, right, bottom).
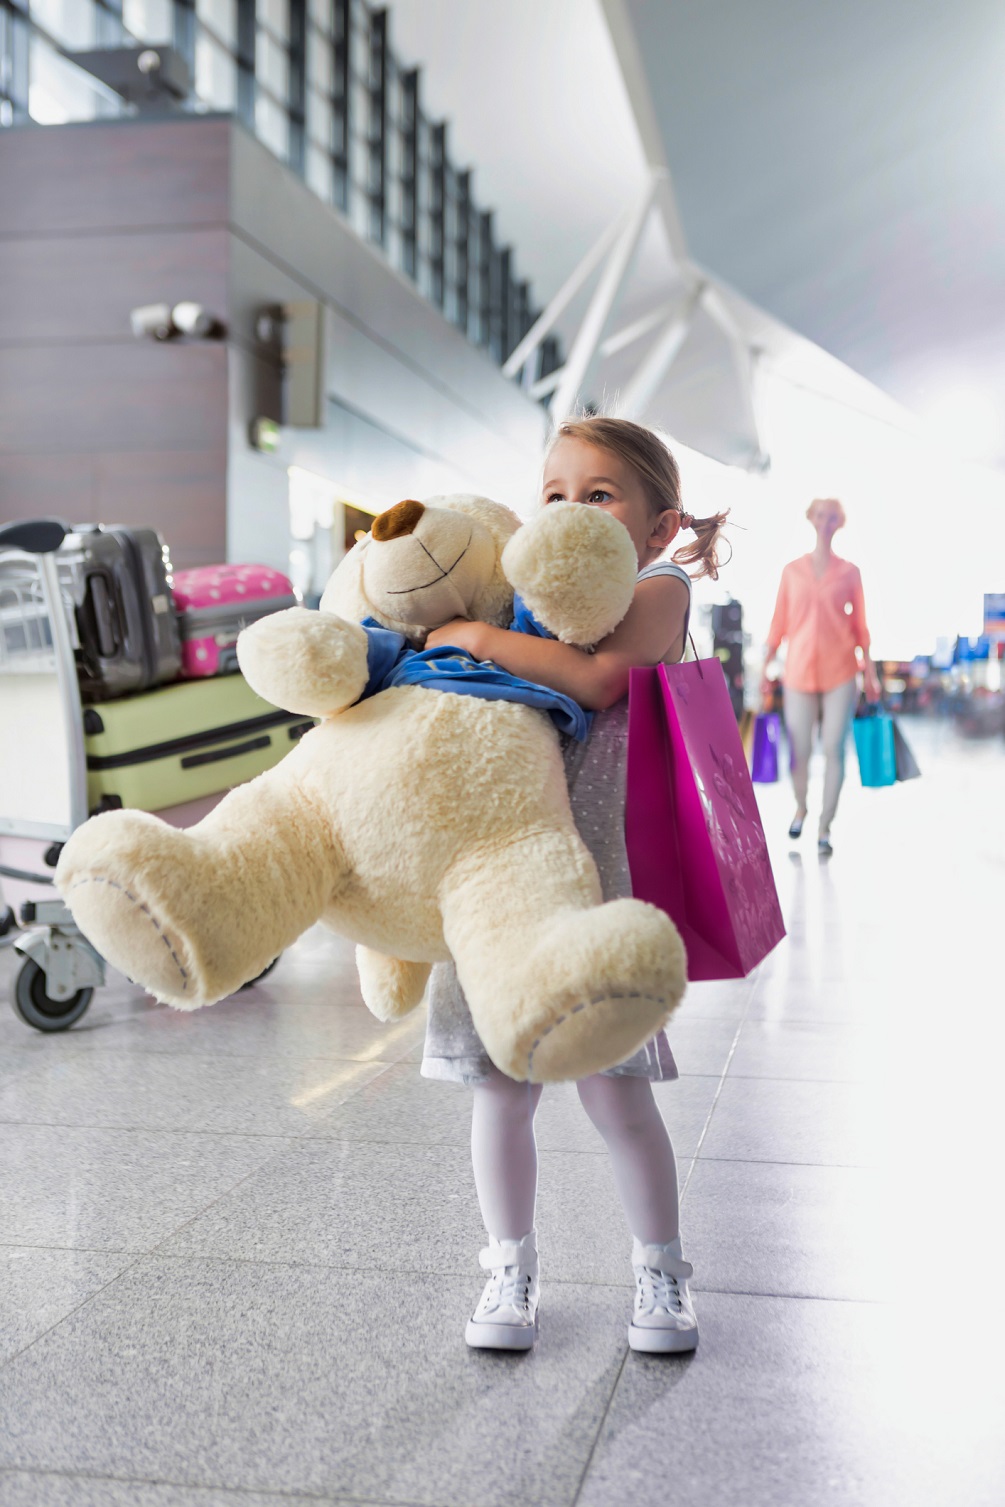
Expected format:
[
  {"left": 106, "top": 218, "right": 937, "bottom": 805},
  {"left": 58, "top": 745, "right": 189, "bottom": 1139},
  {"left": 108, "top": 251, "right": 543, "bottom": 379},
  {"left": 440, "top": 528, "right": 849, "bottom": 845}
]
[{"left": 672, "top": 509, "right": 731, "bottom": 582}]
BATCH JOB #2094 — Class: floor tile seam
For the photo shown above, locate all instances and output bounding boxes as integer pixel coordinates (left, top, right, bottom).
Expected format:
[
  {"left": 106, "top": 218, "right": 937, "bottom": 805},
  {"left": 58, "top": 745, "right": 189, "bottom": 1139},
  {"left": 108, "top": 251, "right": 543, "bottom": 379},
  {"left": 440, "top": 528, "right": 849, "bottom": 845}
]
[
  {"left": 570, "top": 1347, "right": 630, "bottom": 1507},
  {"left": 138, "top": 1133, "right": 328, "bottom": 1261},
  {"left": 0, "top": 1463, "right": 413, "bottom": 1506},
  {"left": 0, "top": 1118, "right": 323, "bottom": 1138},
  {"left": 100, "top": 1249, "right": 640, "bottom": 1289},
  {"left": 693, "top": 1153, "right": 877, "bottom": 1169},
  {"left": 679, "top": 990, "right": 752, "bottom": 1204},
  {"left": 27, "top": 1042, "right": 423, "bottom": 1066},
  {"left": 0, "top": 1246, "right": 150, "bottom": 1372}
]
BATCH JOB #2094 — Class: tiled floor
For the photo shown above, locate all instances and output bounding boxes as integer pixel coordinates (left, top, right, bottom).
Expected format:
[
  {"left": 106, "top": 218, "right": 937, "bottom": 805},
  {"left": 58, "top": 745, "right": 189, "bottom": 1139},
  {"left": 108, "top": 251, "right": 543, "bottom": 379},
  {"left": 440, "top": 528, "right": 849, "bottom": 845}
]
[{"left": 1, "top": 718, "right": 1002, "bottom": 1506}]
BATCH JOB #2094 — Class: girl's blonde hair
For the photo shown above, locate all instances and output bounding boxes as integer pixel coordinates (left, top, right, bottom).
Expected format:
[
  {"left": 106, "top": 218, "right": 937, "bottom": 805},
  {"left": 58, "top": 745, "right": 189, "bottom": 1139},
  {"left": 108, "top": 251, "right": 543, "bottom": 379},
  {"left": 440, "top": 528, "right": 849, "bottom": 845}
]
[{"left": 552, "top": 417, "right": 730, "bottom": 581}]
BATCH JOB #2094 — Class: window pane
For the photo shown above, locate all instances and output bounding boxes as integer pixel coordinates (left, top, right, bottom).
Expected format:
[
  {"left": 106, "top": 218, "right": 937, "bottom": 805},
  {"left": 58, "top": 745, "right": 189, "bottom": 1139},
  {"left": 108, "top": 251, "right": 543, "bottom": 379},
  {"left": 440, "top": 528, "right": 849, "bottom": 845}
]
[
  {"left": 306, "top": 143, "right": 333, "bottom": 201},
  {"left": 123, "top": 0, "right": 174, "bottom": 43},
  {"left": 308, "top": 30, "right": 332, "bottom": 92},
  {"left": 29, "top": 0, "right": 99, "bottom": 50},
  {"left": 259, "top": 0, "right": 290, "bottom": 42},
  {"left": 195, "top": 31, "right": 237, "bottom": 111},
  {"left": 257, "top": 31, "right": 288, "bottom": 98},
  {"left": 196, "top": 0, "right": 238, "bottom": 49},
  {"left": 256, "top": 93, "right": 289, "bottom": 158},
  {"left": 306, "top": 86, "right": 331, "bottom": 147},
  {"left": 309, "top": 0, "right": 333, "bottom": 33},
  {"left": 28, "top": 34, "right": 109, "bottom": 123}
]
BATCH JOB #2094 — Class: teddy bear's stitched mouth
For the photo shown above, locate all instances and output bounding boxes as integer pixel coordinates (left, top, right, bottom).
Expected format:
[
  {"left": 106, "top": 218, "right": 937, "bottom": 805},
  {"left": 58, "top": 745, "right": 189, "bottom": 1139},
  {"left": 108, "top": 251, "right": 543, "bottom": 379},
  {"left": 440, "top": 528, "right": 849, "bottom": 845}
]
[{"left": 386, "top": 531, "right": 473, "bottom": 594}]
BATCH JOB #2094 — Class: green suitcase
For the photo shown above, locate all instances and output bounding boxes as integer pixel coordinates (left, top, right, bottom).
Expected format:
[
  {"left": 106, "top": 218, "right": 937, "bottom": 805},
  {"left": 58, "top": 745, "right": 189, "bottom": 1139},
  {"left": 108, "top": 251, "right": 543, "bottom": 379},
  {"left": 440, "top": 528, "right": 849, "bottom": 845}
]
[{"left": 84, "top": 674, "right": 313, "bottom": 813}]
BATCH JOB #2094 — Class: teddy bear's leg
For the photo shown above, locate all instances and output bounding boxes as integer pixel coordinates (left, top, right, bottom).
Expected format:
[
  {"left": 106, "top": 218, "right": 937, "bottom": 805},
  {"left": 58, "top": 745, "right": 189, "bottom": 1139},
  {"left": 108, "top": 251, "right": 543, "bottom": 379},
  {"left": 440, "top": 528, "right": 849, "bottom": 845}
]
[
  {"left": 441, "top": 829, "right": 687, "bottom": 1084},
  {"left": 355, "top": 947, "right": 431, "bottom": 1022},
  {"left": 55, "top": 775, "right": 344, "bottom": 1010}
]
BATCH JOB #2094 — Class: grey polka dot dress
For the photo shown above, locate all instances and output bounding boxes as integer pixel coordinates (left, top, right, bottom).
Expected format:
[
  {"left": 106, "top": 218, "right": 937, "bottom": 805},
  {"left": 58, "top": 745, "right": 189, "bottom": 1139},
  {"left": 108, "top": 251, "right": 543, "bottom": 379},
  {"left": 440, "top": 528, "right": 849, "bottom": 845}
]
[{"left": 420, "top": 561, "right": 690, "bottom": 1087}]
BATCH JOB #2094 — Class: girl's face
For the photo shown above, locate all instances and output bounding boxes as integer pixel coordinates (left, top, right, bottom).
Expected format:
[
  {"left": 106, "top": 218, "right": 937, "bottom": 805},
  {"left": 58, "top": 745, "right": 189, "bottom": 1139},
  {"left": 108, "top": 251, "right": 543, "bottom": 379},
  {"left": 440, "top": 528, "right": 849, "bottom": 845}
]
[{"left": 542, "top": 436, "right": 678, "bottom": 565}]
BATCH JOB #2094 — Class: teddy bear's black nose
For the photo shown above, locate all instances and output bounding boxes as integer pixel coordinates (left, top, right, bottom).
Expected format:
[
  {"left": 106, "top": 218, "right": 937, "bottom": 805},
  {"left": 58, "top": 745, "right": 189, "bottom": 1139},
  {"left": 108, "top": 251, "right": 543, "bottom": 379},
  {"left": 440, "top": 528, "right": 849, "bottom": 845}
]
[{"left": 372, "top": 499, "right": 425, "bottom": 542}]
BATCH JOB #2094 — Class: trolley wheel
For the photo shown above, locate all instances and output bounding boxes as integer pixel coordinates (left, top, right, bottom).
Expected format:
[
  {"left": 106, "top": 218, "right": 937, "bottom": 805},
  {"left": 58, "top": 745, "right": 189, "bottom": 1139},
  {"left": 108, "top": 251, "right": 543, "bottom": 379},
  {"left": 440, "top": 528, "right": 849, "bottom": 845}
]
[
  {"left": 13, "top": 958, "right": 93, "bottom": 1032},
  {"left": 240, "top": 955, "right": 280, "bottom": 989}
]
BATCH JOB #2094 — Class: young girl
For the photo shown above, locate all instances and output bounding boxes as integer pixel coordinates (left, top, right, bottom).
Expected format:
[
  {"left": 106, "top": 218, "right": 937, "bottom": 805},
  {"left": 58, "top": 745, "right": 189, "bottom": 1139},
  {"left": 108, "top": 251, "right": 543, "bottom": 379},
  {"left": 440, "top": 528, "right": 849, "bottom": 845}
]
[{"left": 423, "top": 417, "right": 728, "bottom": 1354}]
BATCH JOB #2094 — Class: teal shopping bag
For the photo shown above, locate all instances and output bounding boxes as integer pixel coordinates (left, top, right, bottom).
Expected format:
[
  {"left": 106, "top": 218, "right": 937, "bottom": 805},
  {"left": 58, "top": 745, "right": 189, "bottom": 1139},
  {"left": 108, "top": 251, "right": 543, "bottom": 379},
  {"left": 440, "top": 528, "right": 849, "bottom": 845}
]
[{"left": 853, "top": 709, "right": 896, "bottom": 787}]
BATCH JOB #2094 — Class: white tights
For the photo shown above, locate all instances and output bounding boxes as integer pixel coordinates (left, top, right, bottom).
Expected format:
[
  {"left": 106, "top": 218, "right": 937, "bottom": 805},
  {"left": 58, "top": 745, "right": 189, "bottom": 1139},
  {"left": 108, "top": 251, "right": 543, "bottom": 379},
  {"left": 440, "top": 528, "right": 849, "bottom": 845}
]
[{"left": 470, "top": 1065, "right": 680, "bottom": 1245}]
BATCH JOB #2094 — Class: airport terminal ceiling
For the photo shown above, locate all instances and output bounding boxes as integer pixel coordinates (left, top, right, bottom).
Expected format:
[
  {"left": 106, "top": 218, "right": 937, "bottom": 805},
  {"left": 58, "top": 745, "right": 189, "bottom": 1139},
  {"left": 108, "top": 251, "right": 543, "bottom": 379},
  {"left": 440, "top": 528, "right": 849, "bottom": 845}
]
[{"left": 390, "top": 0, "right": 1005, "bottom": 470}]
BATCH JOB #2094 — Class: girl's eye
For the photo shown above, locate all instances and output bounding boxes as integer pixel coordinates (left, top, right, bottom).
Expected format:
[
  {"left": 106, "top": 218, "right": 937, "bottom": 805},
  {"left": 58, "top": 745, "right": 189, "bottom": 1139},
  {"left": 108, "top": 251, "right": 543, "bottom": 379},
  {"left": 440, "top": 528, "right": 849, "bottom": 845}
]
[
  {"left": 546, "top": 491, "right": 565, "bottom": 503},
  {"left": 587, "top": 490, "right": 613, "bottom": 504}
]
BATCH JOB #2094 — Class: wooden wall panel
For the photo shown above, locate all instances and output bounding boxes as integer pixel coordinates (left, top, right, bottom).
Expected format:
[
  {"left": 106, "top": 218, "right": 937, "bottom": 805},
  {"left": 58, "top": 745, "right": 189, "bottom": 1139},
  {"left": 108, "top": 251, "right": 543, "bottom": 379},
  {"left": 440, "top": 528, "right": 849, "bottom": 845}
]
[
  {"left": 0, "top": 450, "right": 226, "bottom": 568},
  {"left": 3, "top": 118, "right": 231, "bottom": 236},
  {"left": 0, "top": 343, "right": 228, "bottom": 455},
  {"left": 0, "top": 230, "right": 230, "bottom": 343}
]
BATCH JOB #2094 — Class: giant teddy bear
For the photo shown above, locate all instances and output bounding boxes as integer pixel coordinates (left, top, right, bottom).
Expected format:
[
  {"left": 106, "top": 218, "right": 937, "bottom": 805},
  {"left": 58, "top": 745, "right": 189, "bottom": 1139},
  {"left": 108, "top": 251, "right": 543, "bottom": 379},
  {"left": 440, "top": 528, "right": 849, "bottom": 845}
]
[{"left": 56, "top": 494, "right": 687, "bottom": 1082}]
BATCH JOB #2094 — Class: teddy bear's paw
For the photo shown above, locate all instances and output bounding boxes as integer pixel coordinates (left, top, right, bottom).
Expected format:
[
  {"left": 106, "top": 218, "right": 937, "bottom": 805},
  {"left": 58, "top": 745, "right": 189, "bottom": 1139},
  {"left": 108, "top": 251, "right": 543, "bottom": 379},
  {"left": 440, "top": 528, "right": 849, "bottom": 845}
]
[
  {"left": 501, "top": 501, "right": 638, "bottom": 646},
  {"left": 355, "top": 947, "right": 431, "bottom": 1021},
  {"left": 493, "top": 899, "right": 687, "bottom": 1083},
  {"left": 55, "top": 813, "right": 203, "bottom": 1009},
  {"left": 237, "top": 607, "right": 370, "bottom": 717}
]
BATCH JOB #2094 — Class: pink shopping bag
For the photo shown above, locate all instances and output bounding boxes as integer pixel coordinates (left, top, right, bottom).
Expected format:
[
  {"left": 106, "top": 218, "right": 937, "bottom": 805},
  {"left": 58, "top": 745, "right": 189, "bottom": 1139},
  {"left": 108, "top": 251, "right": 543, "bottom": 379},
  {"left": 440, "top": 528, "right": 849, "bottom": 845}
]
[{"left": 626, "top": 661, "right": 786, "bottom": 980}]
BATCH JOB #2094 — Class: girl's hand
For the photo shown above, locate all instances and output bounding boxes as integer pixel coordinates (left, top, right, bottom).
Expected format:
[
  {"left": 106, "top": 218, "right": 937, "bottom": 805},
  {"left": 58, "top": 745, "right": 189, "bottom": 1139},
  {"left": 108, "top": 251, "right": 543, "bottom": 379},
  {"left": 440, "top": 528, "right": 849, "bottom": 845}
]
[
  {"left": 863, "top": 661, "right": 882, "bottom": 702},
  {"left": 425, "top": 619, "right": 489, "bottom": 658}
]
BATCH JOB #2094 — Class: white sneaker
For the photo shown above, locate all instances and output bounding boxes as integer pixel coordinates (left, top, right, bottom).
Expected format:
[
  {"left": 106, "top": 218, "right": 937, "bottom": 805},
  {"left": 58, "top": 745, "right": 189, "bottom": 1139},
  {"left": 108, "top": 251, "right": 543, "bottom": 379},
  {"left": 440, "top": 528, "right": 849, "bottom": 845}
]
[
  {"left": 465, "top": 1231, "right": 539, "bottom": 1351},
  {"left": 628, "top": 1236, "right": 699, "bottom": 1354}
]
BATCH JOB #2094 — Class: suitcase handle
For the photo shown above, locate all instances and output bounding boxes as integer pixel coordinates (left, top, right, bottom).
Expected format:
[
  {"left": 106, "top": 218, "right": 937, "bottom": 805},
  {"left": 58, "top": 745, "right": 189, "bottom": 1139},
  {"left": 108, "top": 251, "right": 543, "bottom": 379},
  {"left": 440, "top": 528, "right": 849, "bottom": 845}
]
[
  {"left": 180, "top": 734, "right": 271, "bottom": 770},
  {"left": 85, "top": 571, "right": 121, "bottom": 659}
]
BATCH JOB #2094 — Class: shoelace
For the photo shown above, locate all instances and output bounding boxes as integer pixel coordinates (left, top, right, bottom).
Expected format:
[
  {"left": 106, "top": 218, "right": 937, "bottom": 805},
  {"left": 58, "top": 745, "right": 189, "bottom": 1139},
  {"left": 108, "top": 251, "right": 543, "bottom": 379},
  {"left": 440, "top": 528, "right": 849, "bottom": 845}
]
[
  {"left": 636, "top": 1265, "right": 685, "bottom": 1317},
  {"left": 482, "top": 1265, "right": 534, "bottom": 1319}
]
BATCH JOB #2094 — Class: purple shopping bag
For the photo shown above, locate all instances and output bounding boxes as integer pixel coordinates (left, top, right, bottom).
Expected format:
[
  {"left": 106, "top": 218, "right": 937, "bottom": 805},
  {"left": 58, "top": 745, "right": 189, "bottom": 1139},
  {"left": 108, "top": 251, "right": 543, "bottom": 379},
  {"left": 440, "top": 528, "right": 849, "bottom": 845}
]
[
  {"left": 750, "top": 711, "right": 781, "bottom": 783},
  {"left": 626, "top": 661, "right": 786, "bottom": 980}
]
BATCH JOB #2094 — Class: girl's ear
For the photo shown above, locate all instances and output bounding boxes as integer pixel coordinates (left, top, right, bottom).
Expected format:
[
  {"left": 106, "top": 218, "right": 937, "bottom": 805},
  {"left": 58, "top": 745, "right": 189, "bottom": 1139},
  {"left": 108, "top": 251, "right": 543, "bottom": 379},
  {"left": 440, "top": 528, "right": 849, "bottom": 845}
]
[{"left": 650, "top": 509, "right": 681, "bottom": 551}]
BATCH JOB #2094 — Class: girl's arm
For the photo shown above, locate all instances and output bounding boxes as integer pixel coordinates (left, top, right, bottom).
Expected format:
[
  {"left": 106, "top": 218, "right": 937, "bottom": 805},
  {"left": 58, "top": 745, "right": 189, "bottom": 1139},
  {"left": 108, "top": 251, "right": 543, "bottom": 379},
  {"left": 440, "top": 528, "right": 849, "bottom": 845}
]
[{"left": 425, "top": 574, "right": 691, "bottom": 711}]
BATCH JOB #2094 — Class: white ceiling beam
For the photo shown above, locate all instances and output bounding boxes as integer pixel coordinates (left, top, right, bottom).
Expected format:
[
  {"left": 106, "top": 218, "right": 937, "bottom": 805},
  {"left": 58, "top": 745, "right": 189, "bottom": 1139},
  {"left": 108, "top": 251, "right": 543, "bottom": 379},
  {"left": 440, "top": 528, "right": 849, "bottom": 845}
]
[
  {"left": 549, "top": 173, "right": 660, "bottom": 422},
  {"left": 529, "top": 366, "right": 565, "bottom": 401},
  {"left": 501, "top": 211, "right": 629, "bottom": 379},
  {"left": 600, "top": 298, "right": 680, "bottom": 358},
  {"left": 619, "top": 285, "right": 703, "bottom": 418},
  {"left": 596, "top": 0, "right": 690, "bottom": 267},
  {"left": 700, "top": 284, "right": 769, "bottom": 468}
]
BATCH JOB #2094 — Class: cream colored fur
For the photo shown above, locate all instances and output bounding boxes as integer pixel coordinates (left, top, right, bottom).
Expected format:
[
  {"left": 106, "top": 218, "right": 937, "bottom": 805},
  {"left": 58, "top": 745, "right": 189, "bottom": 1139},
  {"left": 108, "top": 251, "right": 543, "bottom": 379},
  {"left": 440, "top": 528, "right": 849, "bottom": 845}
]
[{"left": 56, "top": 495, "right": 687, "bottom": 1082}]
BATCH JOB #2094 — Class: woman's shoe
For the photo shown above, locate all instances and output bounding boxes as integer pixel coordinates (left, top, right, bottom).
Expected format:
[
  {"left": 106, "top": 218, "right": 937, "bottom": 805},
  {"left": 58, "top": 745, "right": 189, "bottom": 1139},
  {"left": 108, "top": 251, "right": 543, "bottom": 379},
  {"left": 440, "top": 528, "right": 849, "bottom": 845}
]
[
  {"left": 818, "top": 835, "right": 833, "bottom": 857},
  {"left": 788, "top": 813, "right": 805, "bottom": 839}
]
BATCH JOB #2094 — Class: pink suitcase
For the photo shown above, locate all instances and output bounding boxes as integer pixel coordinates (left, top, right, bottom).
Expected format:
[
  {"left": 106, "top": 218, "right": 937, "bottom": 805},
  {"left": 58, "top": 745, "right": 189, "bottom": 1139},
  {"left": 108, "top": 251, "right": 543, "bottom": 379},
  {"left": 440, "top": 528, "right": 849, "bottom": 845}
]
[{"left": 172, "top": 564, "right": 300, "bottom": 677}]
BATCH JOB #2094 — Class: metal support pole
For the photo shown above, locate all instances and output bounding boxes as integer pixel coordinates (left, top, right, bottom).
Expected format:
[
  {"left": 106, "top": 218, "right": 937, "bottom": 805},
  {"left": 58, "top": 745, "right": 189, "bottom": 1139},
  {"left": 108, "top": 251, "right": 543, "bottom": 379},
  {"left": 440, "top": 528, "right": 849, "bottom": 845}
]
[
  {"left": 501, "top": 209, "right": 628, "bottom": 379},
  {"left": 549, "top": 172, "right": 659, "bottom": 422},
  {"left": 333, "top": 0, "right": 350, "bottom": 212},
  {"left": 619, "top": 285, "right": 702, "bottom": 418},
  {"left": 367, "top": 7, "right": 387, "bottom": 245},
  {"left": 235, "top": 0, "right": 255, "bottom": 132},
  {"left": 288, "top": 0, "right": 307, "bottom": 178},
  {"left": 701, "top": 284, "right": 769, "bottom": 468}
]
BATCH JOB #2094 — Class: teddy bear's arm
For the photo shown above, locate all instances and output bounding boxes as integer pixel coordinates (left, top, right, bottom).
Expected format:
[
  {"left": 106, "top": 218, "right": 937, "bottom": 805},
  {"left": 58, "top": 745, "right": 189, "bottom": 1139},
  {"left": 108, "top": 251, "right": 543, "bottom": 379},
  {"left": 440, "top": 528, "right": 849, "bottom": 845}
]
[
  {"left": 500, "top": 502, "right": 638, "bottom": 647},
  {"left": 237, "top": 607, "right": 372, "bottom": 717}
]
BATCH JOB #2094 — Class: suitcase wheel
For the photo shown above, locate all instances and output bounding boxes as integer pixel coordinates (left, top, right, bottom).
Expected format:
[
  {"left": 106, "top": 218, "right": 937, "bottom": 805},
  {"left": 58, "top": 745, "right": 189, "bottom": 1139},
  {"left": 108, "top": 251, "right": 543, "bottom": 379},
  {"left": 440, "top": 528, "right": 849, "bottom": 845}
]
[{"left": 13, "top": 959, "right": 93, "bottom": 1033}]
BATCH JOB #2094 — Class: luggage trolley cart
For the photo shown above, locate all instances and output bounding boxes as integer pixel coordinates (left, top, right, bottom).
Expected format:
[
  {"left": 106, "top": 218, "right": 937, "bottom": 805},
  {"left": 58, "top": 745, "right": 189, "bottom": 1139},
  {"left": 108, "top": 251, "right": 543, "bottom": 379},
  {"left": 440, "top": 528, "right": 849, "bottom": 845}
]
[{"left": 0, "top": 520, "right": 105, "bottom": 1030}]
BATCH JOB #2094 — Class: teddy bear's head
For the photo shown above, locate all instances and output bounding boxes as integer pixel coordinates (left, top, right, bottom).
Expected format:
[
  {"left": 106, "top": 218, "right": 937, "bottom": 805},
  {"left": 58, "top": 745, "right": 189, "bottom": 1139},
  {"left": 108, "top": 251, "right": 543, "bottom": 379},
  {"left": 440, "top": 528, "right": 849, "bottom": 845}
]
[{"left": 320, "top": 494, "right": 521, "bottom": 643}]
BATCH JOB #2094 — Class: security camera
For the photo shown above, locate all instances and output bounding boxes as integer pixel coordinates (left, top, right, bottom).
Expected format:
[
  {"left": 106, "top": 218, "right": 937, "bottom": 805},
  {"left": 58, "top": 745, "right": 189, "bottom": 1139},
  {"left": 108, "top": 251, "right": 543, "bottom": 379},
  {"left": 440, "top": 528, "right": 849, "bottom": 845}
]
[
  {"left": 130, "top": 303, "right": 174, "bottom": 341},
  {"left": 129, "top": 302, "right": 225, "bottom": 341},
  {"left": 171, "top": 301, "right": 222, "bottom": 338}
]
